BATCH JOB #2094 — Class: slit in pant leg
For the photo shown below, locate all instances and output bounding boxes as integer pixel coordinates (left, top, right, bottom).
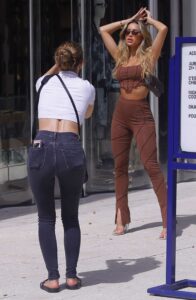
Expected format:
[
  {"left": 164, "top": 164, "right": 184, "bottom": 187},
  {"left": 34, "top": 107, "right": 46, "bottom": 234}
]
[{"left": 111, "top": 106, "right": 133, "bottom": 226}]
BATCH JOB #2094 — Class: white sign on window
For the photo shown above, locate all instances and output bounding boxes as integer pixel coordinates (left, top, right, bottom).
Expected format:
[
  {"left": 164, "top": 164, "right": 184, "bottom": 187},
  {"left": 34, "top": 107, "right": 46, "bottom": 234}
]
[{"left": 180, "top": 44, "right": 196, "bottom": 152}]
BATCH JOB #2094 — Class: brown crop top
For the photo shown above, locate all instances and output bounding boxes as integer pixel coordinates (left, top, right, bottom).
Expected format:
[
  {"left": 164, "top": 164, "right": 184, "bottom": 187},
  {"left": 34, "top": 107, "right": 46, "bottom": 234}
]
[{"left": 115, "top": 65, "right": 146, "bottom": 92}]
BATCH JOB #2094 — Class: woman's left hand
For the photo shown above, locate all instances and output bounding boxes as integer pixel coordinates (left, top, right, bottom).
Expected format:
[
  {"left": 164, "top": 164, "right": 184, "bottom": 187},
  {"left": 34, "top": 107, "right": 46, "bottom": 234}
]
[
  {"left": 143, "top": 9, "right": 153, "bottom": 24},
  {"left": 131, "top": 7, "right": 147, "bottom": 23}
]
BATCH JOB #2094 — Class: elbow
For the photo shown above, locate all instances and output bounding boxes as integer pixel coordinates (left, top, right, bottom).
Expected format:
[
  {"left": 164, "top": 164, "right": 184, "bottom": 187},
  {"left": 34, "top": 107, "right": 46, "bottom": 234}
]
[
  {"left": 85, "top": 113, "right": 92, "bottom": 119},
  {"left": 163, "top": 25, "right": 168, "bottom": 34},
  {"left": 99, "top": 26, "right": 105, "bottom": 36},
  {"left": 158, "top": 24, "right": 168, "bottom": 38}
]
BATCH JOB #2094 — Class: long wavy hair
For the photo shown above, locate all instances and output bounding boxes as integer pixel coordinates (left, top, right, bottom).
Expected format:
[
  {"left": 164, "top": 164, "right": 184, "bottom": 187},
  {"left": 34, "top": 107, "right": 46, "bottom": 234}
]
[{"left": 113, "top": 20, "right": 153, "bottom": 78}]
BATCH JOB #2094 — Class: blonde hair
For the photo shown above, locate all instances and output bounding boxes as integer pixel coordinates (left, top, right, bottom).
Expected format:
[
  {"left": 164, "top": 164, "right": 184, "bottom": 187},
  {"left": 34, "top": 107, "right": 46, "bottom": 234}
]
[
  {"left": 113, "top": 21, "right": 153, "bottom": 78},
  {"left": 54, "top": 41, "right": 83, "bottom": 72}
]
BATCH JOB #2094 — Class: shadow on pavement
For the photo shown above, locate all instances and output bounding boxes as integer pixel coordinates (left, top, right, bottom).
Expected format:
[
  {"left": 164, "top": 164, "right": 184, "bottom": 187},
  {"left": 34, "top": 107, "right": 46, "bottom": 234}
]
[
  {"left": 0, "top": 192, "right": 116, "bottom": 221},
  {"left": 128, "top": 221, "right": 162, "bottom": 233},
  {"left": 176, "top": 214, "right": 196, "bottom": 237},
  {"left": 78, "top": 257, "right": 161, "bottom": 286}
]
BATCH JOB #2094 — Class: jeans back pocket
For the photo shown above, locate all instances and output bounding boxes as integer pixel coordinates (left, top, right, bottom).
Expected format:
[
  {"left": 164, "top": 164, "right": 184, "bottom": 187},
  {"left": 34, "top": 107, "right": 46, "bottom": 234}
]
[
  {"left": 28, "top": 146, "right": 46, "bottom": 169},
  {"left": 60, "top": 146, "right": 85, "bottom": 170}
]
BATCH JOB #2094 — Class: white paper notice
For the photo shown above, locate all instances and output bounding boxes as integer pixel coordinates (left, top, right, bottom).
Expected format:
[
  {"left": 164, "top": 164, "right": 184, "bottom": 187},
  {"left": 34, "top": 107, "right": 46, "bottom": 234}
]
[{"left": 180, "top": 44, "right": 196, "bottom": 152}]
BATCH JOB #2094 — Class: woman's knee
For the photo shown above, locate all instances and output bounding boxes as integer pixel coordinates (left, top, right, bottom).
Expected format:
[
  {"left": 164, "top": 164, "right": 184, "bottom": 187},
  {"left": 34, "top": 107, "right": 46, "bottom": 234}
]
[
  {"left": 61, "top": 214, "right": 79, "bottom": 229},
  {"left": 114, "top": 165, "right": 128, "bottom": 178},
  {"left": 144, "top": 160, "right": 161, "bottom": 175},
  {"left": 38, "top": 214, "right": 56, "bottom": 225}
]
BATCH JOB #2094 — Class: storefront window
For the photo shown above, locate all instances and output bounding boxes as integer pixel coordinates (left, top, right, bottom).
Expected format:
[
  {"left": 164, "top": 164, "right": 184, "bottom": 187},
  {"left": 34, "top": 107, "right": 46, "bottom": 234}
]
[
  {"left": 34, "top": 0, "right": 78, "bottom": 75},
  {"left": 84, "top": 0, "right": 149, "bottom": 193},
  {"left": 0, "top": 0, "right": 31, "bottom": 206},
  {"left": 1, "top": 0, "right": 181, "bottom": 204}
]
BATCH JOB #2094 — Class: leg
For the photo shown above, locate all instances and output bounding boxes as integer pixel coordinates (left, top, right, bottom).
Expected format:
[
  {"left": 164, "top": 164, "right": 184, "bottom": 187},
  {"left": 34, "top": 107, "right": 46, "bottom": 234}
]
[
  {"left": 28, "top": 146, "right": 60, "bottom": 282},
  {"left": 111, "top": 116, "right": 132, "bottom": 230},
  {"left": 56, "top": 144, "right": 85, "bottom": 284},
  {"left": 134, "top": 122, "right": 167, "bottom": 232}
]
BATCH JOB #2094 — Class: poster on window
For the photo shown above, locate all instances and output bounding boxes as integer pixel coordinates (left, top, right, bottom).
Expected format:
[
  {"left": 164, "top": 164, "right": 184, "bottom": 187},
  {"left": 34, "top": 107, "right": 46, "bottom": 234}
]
[{"left": 180, "top": 43, "right": 196, "bottom": 152}]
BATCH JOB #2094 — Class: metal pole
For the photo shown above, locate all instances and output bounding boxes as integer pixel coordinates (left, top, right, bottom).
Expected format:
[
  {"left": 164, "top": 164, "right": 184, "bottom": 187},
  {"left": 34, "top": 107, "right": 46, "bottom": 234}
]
[
  {"left": 183, "top": 0, "right": 196, "bottom": 36},
  {"left": 166, "top": 57, "right": 177, "bottom": 285},
  {"left": 80, "top": 0, "right": 87, "bottom": 196},
  {"left": 29, "top": 0, "right": 34, "bottom": 143},
  {"left": 29, "top": 0, "right": 35, "bottom": 204},
  {"left": 71, "top": 0, "right": 73, "bottom": 40},
  {"left": 170, "top": 0, "right": 180, "bottom": 56},
  {"left": 148, "top": 0, "right": 159, "bottom": 157}
]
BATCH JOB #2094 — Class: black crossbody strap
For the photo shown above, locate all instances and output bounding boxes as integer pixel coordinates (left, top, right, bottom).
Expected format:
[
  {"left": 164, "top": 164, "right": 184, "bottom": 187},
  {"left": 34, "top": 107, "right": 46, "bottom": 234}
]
[
  {"left": 32, "top": 74, "right": 55, "bottom": 141},
  {"left": 56, "top": 74, "right": 81, "bottom": 137}
]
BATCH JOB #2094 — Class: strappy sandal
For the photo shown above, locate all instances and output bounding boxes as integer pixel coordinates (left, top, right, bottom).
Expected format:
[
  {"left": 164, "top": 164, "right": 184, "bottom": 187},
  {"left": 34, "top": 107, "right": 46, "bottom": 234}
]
[
  {"left": 65, "top": 276, "right": 82, "bottom": 290},
  {"left": 40, "top": 279, "right": 60, "bottom": 293}
]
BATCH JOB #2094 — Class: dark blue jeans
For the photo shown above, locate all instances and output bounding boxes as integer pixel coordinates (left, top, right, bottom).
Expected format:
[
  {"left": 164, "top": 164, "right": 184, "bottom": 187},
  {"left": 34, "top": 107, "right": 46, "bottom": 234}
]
[{"left": 27, "top": 131, "right": 86, "bottom": 280}]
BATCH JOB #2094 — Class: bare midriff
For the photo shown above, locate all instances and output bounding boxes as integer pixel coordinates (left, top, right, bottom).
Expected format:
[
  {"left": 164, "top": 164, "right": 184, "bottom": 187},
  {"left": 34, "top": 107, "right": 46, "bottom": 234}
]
[
  {"left": 39, "top": 118, "right": 79, "bottom": 134},
  {"left": 120, "top": 85, "right": 149, "bottom": 100}
]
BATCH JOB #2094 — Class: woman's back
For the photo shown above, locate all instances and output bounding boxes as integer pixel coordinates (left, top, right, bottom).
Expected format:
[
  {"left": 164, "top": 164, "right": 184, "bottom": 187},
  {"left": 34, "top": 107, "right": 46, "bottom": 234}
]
[{"left": 36, "top": 71, "right": 95, "bottom": 125}]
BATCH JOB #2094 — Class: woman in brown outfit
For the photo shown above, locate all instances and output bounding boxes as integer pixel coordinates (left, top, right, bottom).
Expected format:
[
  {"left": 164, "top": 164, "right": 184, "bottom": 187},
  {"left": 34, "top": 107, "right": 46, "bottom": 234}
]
[{"left": 99, "top": 8, "right": 168, "bottom": 238}]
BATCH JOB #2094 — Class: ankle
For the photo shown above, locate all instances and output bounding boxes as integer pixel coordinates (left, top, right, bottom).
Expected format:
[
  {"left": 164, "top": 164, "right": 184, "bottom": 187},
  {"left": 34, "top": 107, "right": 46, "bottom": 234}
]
[
  {"left": 116, "top": 224, "right": 124, "bottom": 228},
  {"left": 159, "top": 228, "right": 167, "bottom": 240}
]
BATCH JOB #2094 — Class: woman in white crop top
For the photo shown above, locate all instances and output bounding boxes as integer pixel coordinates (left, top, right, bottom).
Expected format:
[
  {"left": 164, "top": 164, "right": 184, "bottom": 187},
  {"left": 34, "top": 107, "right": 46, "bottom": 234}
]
[
  {"left": 27, "top": 41, "right": 95, "bottom": 292},
  {"left": 36, "top": 45, "right": 95, "bottom": 133}
]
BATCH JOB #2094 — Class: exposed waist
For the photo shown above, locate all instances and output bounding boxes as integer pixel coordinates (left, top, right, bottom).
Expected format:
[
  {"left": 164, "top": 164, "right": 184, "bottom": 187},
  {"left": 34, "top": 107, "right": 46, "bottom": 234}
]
[
  {"left": 119, "top": 95, "right": 147, "bottom": 102},
  {"left": 34, "top": 130, "right": 80, "bottom": 143},
  {"left": 120, "top": 85, "right": 149, "bottom": 100},
  {"left": 38, "top": 118, "right": 79, "bottom": 134}
]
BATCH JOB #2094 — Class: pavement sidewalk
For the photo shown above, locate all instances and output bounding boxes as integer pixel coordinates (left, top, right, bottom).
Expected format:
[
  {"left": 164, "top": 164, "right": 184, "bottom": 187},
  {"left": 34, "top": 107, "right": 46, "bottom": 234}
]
[{"left": 0, "top": 181, "right": 196, "bottom": 300}]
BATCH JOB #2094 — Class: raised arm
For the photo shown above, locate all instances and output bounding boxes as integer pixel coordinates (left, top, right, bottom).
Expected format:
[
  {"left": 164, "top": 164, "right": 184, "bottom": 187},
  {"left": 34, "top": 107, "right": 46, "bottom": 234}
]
[
  {"left": 99, "top": 7, "right": 147, "bottom": 61},
  {"left": 43, "top": 64, "right": 60, "bottom": 76},
  {"left": 145, "top": 10, "right": 168, "bottom": 64}
]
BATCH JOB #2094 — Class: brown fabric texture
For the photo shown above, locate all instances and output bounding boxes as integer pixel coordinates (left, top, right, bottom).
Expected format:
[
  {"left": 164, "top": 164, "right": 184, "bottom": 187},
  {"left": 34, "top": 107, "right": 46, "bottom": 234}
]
[
  {"left": 115, "top": 65, "right": 145, "bottom": 93},
  {"left": 111, "top": 96, "right": 167, "bottom": 228}
]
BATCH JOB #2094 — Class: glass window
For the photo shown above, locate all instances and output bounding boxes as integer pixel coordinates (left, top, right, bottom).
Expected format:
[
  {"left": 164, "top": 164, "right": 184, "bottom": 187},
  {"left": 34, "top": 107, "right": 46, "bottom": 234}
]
[
  {"left": 84, "top": 0, "right": 149, "bottom": 193},
  {"left": 0, "top": 0, "right": 31, "bottom": 206},
  {"left": 34, "top": 0, "right": 80, "bottom": 77}
]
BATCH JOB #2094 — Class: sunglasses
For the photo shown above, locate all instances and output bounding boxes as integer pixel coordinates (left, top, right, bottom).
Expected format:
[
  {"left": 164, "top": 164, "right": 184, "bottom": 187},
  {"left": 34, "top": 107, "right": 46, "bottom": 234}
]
[{"left": 125, "top": 29, "right": 141, "bottom": 36}]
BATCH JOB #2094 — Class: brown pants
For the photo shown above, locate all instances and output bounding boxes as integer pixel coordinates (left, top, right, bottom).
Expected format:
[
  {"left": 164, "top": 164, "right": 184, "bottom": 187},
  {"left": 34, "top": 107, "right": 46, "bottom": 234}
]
[{"left": 111, "top": 96, "right": 167, "bottom": 228}]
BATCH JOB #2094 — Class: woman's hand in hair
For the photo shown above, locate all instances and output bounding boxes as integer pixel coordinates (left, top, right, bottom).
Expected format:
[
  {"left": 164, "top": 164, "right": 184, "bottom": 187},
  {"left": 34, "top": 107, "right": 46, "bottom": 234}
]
[
  {"left": 143, "top": 9, "right": 154, "bottom": 25},
  {"left": 44, "top": 64, "right": 60, "bottom": 76},
  {"left": 131, "top": 7, "right": 147, "bottom": 23}
]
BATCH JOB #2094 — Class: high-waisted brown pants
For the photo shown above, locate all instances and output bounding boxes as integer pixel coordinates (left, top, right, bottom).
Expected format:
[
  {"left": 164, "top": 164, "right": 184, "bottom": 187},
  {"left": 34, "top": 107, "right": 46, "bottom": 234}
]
[{"left": 111, "top": 96, "right": 167, "bottom": 228}]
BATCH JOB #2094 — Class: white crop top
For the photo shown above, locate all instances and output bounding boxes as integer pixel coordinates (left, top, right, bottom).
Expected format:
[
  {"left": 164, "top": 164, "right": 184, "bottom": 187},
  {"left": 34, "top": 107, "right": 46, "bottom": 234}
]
[{"left": 36, "top": 71, "right": 95, "bottom": 125}]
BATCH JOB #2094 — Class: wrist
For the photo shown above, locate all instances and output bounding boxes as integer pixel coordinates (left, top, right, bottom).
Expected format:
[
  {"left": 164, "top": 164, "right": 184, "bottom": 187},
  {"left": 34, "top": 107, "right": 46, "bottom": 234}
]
[
  {"left": 120, "top": 17, "right": 132, "bottom": 28},
  {"left": 119, "top": 20, "right": 124, "bottom": 28},
  {"left": 147, "top": 17, "right": 156, "bottom": 25}
]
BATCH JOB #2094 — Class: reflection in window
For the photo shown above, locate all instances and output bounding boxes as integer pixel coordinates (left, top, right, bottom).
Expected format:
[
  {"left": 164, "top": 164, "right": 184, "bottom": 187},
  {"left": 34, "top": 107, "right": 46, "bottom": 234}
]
[
  {"left": 0, "top": 0, "right": 30, "bottom": 205},
  {"left": 85, "top": 0, "right": 149, "bottom": 193}
]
